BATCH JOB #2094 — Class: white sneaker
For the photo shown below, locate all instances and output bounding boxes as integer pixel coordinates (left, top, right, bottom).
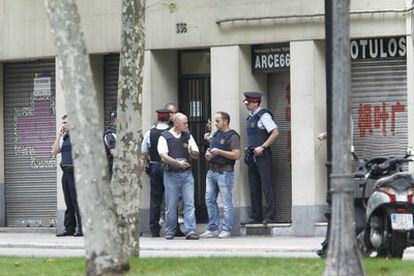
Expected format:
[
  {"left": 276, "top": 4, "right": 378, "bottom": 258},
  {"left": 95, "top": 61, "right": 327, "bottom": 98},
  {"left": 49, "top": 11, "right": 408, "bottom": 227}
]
[
  {"left": 218, "top": 231, "right": 231, "bottom": 239},
  {"left": 200, "top": 230, "right": 219, "bottom": 238}
]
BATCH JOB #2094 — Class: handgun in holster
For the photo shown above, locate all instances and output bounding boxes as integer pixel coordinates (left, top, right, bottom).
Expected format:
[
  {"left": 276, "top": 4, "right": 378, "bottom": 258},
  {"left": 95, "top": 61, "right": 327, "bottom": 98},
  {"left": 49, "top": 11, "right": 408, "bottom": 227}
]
[{"left": 244, "top": 147, "right": 256, "bottom": 164}]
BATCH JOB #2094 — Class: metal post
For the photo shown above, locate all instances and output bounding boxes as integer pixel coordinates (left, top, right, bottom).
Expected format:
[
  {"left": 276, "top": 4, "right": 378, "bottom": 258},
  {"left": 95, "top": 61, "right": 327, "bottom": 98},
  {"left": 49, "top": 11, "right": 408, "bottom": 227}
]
[{"left": 324, "top": 0, "right": 365, "bottom": 275}]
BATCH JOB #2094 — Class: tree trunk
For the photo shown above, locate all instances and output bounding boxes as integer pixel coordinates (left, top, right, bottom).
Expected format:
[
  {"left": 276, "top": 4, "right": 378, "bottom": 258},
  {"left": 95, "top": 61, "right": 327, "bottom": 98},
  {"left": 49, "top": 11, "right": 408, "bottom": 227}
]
[
  {"left": 111, "top": 0, "right": 145, "bottom": 257},
  {"left": 44, "top": 1, "right": 129, "bottom": 274},
  {"left": 324, "top": 0, "right": 365, "bottom": 275}
]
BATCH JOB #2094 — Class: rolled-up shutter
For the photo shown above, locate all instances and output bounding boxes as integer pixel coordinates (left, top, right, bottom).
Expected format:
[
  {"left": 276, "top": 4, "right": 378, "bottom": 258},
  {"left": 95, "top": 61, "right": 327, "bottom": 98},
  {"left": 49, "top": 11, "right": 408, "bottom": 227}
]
[
  {"left": 103, "top": 54, "right": 119, "bottom": 127},
  {"left": 351, "top": 57, "right": 407, "bottom": 159},
  {"left": 268, "top": 72, "right": 292, "bottom": 223},
  {"left": 4, "top": 59, "right": 57, "bottom": 227}
]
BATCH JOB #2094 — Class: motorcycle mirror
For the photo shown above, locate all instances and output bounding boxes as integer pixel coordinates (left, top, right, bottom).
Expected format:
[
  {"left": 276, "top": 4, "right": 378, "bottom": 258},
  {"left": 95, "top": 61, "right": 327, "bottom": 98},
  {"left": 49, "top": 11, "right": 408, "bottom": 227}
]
[
  {"left": 406, "top": 146, "right": 414, "bottom": 157},
  {"left": 351, "top": 145, "right": 355, "bottom": 153}
]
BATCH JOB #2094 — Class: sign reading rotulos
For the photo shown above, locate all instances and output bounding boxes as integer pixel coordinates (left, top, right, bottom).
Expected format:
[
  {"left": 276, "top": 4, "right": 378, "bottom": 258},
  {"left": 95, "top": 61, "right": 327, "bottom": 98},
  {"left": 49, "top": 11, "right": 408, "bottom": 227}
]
[
  {"left": 350, "top": 37, "right": 406, "bottom": 60},
  {"left": 252, "top": 43, "right": 290, "bottom": 73}
]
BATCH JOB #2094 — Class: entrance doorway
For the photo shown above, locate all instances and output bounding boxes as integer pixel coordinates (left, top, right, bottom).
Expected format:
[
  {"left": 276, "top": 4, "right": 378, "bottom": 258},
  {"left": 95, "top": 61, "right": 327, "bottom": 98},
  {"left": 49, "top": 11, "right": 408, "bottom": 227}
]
[{"left": 178, "top": 50, "right": 211, "bottom": 222}]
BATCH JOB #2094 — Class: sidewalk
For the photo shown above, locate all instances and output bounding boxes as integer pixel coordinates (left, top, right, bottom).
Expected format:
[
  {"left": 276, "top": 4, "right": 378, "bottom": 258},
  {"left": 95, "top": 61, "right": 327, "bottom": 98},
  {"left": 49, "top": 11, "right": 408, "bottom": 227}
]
[
  {"left": 2, "top": 232, "right": 414, "bottom": 259},
  {"left": 0, "top": 232, "right": 325, "bottom": 258}
]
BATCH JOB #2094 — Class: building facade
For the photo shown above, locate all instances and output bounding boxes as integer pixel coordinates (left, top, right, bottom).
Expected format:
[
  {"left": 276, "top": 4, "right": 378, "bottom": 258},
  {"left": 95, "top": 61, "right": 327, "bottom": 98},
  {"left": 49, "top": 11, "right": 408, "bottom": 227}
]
[{"left": 0, "top": 0, "right": 413, "bottom": 236}]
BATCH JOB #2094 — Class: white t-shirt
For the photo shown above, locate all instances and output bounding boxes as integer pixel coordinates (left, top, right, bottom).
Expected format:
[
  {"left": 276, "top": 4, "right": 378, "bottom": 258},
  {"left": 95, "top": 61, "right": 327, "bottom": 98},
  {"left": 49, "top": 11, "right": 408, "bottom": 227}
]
[{"left": 157, "top": 129, "right": 199, "bottom": 157}]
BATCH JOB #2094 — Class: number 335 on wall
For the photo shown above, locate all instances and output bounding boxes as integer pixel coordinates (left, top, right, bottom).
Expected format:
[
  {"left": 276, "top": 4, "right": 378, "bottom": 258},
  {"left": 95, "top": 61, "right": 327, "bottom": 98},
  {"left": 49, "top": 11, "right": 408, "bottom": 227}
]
[{"left": 176, "top": 23, "right": 187, "bottom": 34}]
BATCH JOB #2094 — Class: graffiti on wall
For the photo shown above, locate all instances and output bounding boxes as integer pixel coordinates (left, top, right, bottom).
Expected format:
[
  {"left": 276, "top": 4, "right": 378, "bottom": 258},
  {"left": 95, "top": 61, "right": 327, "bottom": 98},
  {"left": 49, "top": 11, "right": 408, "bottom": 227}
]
[
  {"left": 14, "top": 73, "right": 57, "bottom": 169},
  {"left": 357, "top": 102, "right": 406, "bottom": 137}
]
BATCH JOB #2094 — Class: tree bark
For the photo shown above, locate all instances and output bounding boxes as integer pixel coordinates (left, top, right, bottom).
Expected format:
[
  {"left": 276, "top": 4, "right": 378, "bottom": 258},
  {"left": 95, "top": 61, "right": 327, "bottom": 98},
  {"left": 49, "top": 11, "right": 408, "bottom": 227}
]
[
  {"left": 324, "top": 0, "right": 365, "bottom": 275},
  {"left": 44, "top": 1, "right": 129, "bottom": 274},
  {"left": 111, "top": 0, "right": 145, "bottom": 257}
]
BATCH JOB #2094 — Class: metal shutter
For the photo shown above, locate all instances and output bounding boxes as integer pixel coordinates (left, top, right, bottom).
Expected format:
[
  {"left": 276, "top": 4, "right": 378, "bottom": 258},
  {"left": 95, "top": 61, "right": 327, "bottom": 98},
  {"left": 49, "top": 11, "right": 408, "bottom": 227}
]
[
  {"left": 268, "top": 73, "right": 292, "bottom": 223},
  {"left": 103, "top": 54, "right": 119, "bottom": 127},
  {"left": 351, "top": 58, "right": 407, "bottom": 160},
  {"left": 4, "top": 59, "right": 57, "bottom": 227}
]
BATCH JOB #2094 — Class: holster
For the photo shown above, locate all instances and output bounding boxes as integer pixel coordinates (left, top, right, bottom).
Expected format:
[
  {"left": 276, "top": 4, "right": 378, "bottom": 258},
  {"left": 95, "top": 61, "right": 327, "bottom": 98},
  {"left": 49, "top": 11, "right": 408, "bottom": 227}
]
[{"left": 244, "top": 148, "right": 254, "bottom": 164}]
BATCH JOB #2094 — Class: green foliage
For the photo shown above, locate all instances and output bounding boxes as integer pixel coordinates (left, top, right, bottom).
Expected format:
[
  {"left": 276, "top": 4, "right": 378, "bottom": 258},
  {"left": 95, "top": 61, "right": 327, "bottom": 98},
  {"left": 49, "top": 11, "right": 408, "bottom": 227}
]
[
  {"left": 168, "top": 3, "right": 177, "bottom": 13},
  {"left": 0, "top": 257, "right": 414, "bottom": 275}
]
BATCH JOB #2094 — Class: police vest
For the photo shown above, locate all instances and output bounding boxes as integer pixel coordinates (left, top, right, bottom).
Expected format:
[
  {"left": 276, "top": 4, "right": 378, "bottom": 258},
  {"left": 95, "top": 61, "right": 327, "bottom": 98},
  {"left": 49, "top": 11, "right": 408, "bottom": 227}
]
[
  {"left": 149, "top": 126, "right": 170, "bottom": 162},
  {"left": 161, "top": 130, "right": 191, "bottom": 162},
  {"left": 246, "top": 109, "right": 271, "bottom": 148},
  {"left": 60, "top": 133, "right": 74, "bottom": 165},
  {"left": 210, "top": 130, "right": 239, "bottom": 166},
  {"left": 103, "top": 124, "right": 116, "bottom": 160}
]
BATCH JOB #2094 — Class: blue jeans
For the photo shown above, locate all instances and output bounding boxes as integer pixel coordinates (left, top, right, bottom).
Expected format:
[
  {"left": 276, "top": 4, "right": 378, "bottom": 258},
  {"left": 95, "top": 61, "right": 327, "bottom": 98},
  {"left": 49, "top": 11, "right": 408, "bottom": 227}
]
[
  {"left": 163, "top": 170, "right": 197, "bottom": 236},
  {"left": 205, "top": 170, "right": 234, "bottom": 232}
]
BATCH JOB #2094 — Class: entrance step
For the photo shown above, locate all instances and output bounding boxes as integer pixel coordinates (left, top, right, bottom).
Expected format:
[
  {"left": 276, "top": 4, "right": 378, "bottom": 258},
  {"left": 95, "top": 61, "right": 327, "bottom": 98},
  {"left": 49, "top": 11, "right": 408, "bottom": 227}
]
[
  {"left": 240, "top": 223, "right": 291, "bottom": 237},
  {"left": 0, "top": 227, "right": 56, "bottom": 234},
  {"left": 240, "top": 222, "right": 327, "bottom": 237}
]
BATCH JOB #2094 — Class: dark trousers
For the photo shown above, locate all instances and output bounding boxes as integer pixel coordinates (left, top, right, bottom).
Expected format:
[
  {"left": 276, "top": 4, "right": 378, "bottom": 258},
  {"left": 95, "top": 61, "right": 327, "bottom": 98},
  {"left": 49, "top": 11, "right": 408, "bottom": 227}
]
[
  {"left": 62, "top": 170, "right": 82, "bottom": 233},
  {"left": 247, "top": 150, "right": 274, "bottom": 220},
  {"left": 108, "top": 161, "right": 113, "bottom": 179},
  {"left": 149, "top": 163, "right": 164, "bottom": 235}
]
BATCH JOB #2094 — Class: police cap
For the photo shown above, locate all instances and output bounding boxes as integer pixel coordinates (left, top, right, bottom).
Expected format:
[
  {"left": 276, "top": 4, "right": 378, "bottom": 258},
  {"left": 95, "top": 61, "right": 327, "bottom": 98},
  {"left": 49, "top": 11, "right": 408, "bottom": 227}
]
[
  {"left": 243, "top": 92, "right": 263, "bottom": 104},
  {"left": 156, "top": 108, "right": 171, "bottom": 122}
]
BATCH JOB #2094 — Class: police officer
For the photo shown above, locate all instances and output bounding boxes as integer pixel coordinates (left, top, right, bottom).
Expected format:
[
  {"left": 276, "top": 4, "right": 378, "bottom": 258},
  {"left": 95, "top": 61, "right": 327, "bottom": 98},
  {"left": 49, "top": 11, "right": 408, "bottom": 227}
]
[
  {"left": 104, "top": 111, "right": 117, "bottom": 179},
  {"left": 164, "top": 102, "right": 177, "bottom": 127},
  {"left": 140, "top": 109, "right": 184, "bottom": 237},
  {"left": 52, "top": 115, "right": 83, "bottom": 237},
  {"left": 243, "top": 92, "right": 279, "bottom": 224}
]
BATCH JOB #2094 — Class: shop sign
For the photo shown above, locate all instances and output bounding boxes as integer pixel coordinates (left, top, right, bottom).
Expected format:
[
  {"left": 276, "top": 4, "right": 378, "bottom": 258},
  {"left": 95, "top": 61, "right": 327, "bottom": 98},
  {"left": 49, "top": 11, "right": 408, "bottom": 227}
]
[
  {"left": 350, "top": 37, "right": 406, "bottom": 60},
  {"left": 252, "top": 43, "right": 290, "bottom": 73},
  {"left": 33, "top": 72, "right": 51, "bottom": 97}
]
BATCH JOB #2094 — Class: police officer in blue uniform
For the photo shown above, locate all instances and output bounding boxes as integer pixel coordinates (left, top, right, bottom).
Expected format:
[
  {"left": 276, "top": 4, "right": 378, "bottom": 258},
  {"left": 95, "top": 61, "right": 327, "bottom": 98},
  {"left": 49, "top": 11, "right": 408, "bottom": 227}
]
[
  {"left": 243, "top": 92, "right": 279, "bottom": 224},
  {"left": 52, "top": 115, "right": 83, "bottom": 237},
  {"left": 140, "top": 109, "right": 184, "bottom": 237},
  {"left": 104, "top": 111, "right": 117, "bottom": 179}
]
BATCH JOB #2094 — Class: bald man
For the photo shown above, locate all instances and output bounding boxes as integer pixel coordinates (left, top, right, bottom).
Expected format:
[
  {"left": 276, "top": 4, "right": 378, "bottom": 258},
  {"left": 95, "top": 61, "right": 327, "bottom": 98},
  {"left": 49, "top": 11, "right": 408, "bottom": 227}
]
[{"left": 157, "top": 113, "right": 200, "bottom": 240}]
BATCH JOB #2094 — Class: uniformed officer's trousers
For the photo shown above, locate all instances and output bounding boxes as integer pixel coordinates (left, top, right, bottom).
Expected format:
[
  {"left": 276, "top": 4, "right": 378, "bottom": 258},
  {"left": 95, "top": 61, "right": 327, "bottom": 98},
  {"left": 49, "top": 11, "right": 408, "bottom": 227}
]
[
  {"left": 247, "top": 150, "right": 274, "bottom": 221},
  {"left": 62, "top": 170, "right": 82, "bottom": 233},
  {"left": 149, "top": 163, "right": 164, "bottom": 235}
]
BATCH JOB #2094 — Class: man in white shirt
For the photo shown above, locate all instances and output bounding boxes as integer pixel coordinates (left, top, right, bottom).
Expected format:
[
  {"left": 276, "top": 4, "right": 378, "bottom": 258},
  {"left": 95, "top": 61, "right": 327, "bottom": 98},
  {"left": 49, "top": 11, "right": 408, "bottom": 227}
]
[{"left": 157, "top": 112, "right": 200, "bottom": 240}]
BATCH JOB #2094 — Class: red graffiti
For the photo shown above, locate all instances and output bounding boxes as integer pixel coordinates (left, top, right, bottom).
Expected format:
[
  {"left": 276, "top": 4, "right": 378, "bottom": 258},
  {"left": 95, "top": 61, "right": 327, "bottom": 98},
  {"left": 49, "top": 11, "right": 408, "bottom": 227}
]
[
  {"left": 358, "top": 103, "right": 373, "bottom": 137},
  {"left": 373, "top": 102, "right": 389, "bottom": 136},
  {"left": 391, "top": 102, "right": 405, "bottom": 136},
  {"left": 284, "top": 84, "right": 291, "bottom": 104},
  {"left": 285, "top": 107, "right": 291, "bottom": 122},
  {"left": 358, "top": 102, "right": 405, "bottom": 137}
]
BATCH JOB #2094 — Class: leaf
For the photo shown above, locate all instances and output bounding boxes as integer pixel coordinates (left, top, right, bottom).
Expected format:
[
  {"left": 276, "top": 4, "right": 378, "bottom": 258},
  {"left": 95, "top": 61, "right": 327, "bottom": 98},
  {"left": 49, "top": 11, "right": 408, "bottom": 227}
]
[{"left": 168, "top": 3, "right": 177, "bottom": 13}]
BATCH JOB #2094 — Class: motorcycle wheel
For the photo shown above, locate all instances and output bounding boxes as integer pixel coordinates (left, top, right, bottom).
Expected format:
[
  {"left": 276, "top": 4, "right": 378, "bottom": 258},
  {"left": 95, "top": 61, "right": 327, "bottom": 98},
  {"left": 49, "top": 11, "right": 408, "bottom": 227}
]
[{"left": 389, "top": 232, "right": 407, "bottom": 259}]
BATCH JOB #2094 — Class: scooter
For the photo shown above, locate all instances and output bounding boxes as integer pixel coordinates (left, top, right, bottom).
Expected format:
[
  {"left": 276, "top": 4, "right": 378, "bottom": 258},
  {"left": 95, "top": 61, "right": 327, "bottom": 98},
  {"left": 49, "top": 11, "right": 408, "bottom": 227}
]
[{"left": 355, "top": 149, "right": 414, "bottom": 258}]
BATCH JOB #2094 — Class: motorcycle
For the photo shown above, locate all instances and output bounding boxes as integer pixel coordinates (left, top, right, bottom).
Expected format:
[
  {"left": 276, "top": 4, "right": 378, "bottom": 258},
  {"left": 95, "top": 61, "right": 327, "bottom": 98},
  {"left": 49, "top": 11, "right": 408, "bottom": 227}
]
[{"left": 355, "top": 149, "right": 414, "bottom": 258}]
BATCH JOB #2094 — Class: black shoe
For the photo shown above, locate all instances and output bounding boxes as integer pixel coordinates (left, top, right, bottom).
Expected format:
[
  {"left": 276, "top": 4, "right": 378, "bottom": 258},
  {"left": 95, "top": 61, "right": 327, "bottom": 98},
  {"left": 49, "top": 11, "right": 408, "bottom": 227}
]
[
  {"left": 185, "top": 233, "right": 199, "bottom": 240},
  {"left": 152, "top": 233, "right": 161, "bottom": 237},
  {"left": 316, "top": 247, "right": 327, "bottom": 258},
  {"left": 165, "top": 234, "right": 174, "bottom": 240},
  {"left": 73, "top": 230, "right": 83, "bottom": 237},
  {"left": 262, "top": 218, "right": 274, "bottom": 224},
  {"left": 175, "top": 229, "right": 185, "bottom": 237},
  {"left": 56, "top": 231, "right": 74, "bottom": 237}
]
